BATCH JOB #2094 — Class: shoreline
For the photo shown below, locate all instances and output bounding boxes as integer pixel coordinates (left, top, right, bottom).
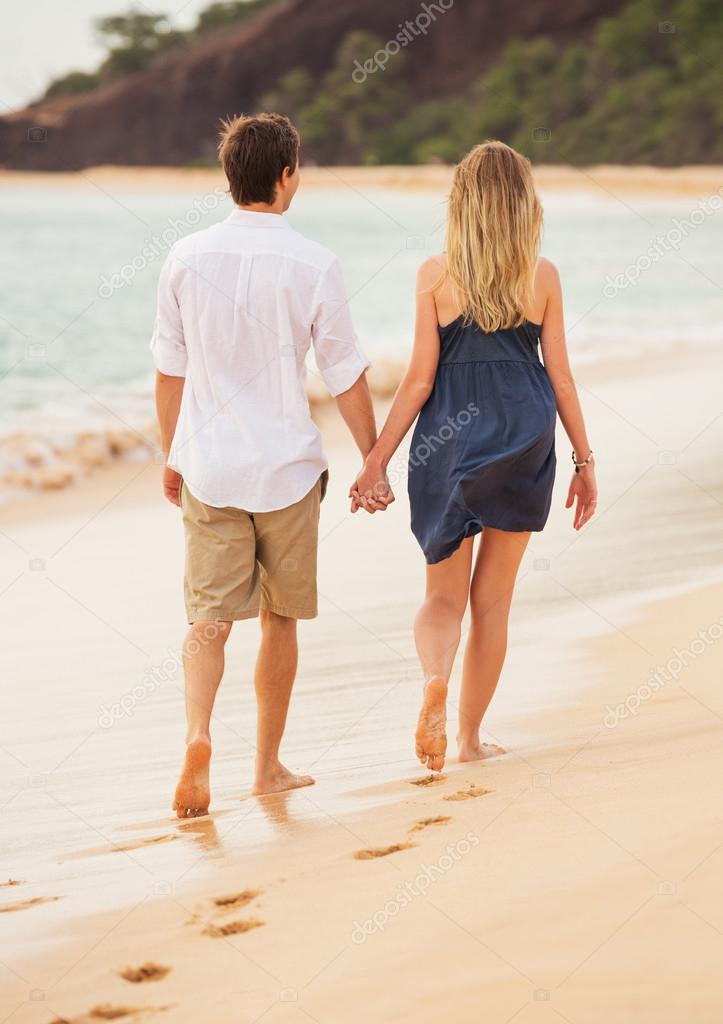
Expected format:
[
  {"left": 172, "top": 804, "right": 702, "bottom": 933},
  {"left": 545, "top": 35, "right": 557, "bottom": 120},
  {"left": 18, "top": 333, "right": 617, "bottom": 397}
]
[
  {"left": 1, "top": 163, "right": 722, "bottom": 198},
  {"left": 3, "top": 572, "right": 722, "bottom": 1020},
  {"left": 2, "top": 336, "right": 720, "bottom": 517}
]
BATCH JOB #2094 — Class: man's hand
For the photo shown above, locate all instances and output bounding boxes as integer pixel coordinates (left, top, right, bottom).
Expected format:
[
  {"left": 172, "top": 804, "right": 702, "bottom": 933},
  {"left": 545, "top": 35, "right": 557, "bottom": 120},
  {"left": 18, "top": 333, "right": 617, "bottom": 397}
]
[
  {"left": 163, "top": 465, "right": 183, "bottom": 507},
  {"left": 349, "top": 457, "right": 395, "bottom": 514}
]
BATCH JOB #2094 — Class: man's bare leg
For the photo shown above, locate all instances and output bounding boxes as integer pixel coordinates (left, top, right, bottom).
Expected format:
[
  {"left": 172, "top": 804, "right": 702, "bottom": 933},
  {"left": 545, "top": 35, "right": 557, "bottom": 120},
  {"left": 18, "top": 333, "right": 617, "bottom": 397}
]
[
  {"left": 252, "top": 609, "right": 314, "bottom": 795},
  {"left": 173, "top": 620, "right": 231, "bottom": 818}
]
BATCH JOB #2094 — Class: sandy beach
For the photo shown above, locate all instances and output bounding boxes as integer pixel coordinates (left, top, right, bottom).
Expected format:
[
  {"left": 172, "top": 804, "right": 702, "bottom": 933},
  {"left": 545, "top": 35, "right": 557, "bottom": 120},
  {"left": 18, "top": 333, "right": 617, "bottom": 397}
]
[
  {"left": 1, "top": 329, "right": 722, "bottom": 1021},
  {"left": 2, "top": 163, "right": 722, "bottom": 199}
]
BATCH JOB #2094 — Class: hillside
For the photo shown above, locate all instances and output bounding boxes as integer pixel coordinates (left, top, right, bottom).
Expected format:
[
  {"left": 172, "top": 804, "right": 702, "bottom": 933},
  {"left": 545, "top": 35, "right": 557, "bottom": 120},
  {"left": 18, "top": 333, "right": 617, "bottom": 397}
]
[{"left": 0, "top": 0, "right": 630, "bottom": 170}]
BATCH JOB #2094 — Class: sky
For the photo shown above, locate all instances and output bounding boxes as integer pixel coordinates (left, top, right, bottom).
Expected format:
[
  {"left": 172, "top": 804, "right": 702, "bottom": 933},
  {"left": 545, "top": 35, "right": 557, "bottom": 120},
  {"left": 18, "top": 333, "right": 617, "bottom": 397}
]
[{"left": 0, "top": 0, "right": 212, "bottom": 111}]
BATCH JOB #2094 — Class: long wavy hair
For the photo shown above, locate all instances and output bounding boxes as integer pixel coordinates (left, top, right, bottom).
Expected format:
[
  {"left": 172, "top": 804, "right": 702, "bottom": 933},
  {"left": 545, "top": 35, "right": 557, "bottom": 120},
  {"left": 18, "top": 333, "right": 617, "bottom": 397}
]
[{"left": 446, "top": 141, "right": 543, "bottom": 332}]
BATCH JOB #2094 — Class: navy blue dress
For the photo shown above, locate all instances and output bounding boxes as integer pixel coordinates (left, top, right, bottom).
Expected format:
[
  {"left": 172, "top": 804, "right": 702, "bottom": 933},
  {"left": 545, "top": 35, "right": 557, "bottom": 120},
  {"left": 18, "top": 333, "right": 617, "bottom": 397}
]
[{"left": 408, "top": 315, "right": 556, "bottom": 564}]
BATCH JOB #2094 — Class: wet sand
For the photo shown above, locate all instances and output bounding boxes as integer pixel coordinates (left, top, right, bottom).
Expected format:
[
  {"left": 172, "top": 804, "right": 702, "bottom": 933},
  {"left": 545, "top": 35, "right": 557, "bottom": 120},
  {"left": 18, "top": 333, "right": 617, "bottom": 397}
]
[{"left": 1, "top": 343, "right": 723, "bottom": 1020}]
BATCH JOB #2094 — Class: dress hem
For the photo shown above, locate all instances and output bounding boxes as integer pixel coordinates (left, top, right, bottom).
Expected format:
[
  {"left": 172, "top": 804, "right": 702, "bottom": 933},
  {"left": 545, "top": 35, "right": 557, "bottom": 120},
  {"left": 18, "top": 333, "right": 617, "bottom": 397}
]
[{"left": 420, "top": 516, "right": 545, "bottom": 565}]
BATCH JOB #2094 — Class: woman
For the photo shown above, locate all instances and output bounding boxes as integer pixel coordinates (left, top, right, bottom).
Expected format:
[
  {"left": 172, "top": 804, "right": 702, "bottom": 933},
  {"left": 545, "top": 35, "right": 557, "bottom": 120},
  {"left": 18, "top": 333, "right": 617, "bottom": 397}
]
[{"left": 351, "top": 140, "right": 597, "bottom": 772}]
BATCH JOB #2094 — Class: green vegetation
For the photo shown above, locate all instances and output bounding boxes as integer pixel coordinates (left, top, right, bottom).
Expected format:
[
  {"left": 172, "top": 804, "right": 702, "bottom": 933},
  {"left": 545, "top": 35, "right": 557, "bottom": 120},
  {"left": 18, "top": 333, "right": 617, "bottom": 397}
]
[
  {"left": 42, "top": 1, "right": 280, "bottom": 99},
  {"left": 40, "top": 0, "right": 723, "bottom": 165},
  {"left": 263, "top": 33, "right": 415, "bottom": 165},
  {"left": 268, "top": 0, "right": 723, "bottom": 166},
  {"left": 44, "top": 70, "right": 101, "bottom": 100},
  {"left": 94, "top": 13, "right": 188, "bottom": 81},
  {"left": 461, "top": 0, "right": 723, "bottom": 164},
  {"left": 195, "top": 0, "right": 279, "bottom": 33}
]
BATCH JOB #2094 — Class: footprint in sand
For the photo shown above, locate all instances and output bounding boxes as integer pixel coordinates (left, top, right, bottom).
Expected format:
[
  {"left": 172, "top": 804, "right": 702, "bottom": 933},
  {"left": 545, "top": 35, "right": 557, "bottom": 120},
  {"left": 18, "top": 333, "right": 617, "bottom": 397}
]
[
  {"left": 119, "top": 963, "right": 171, "bottom": 984},
  {"left": 212, "top": 889, "right": 261, "bottom": 912},
  {"left": 353, "top": 842, "right": 417, "bottom": 860},
  {"left": 50, "top": 1005, "right": 160, "bottom": 1023},
  {"left": 0, "top": 895, "right": 60, "bottom": 914},
  {"left": 409, "top": 774, "right": 447, "bottom": 788},
  {"left": 409, "top": 815, "right": 452, "bottom": 833},
  {"left": 203, "top": 918, "right": 265, "bottom": 938},
  {"left": 443, "top": 783, "right": 492, "bottom": 802},
  {"left": 194, "top": 892, "right": 264, "bottom": 937},
  {"left": 86, "top": 1008, "right": 136, "bottom": 1021}
]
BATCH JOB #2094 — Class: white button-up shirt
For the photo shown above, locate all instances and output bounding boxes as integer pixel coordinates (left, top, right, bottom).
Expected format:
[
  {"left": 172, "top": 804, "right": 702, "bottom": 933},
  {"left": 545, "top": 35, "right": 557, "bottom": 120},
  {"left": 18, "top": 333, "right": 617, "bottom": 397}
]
[{"left": 151, "top": 209, "right": 369, "bottom": 511}]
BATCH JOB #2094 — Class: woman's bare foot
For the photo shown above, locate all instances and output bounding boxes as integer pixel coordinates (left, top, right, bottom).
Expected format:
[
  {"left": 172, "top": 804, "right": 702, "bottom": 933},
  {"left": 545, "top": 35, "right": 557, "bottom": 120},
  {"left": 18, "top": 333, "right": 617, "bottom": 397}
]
[
  {"left": 457, "top": 738, "right": 506, "bottom": 763},
  {"left": 252, "top": 761, "right": 315, "bottom": 796},
  {"left": 173, "top": 737, "right": 212, "bottom": 818},
  {"left": 415, "top": 676, "right": 448, "bottom": 772}
]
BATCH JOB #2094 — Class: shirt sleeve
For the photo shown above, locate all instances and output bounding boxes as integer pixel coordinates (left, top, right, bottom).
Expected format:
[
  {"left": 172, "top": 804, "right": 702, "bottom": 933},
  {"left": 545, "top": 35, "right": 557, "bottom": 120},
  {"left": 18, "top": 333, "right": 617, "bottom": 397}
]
[
  {"left": 150, "top": 251, "right": 187, "bottom": 377},
  {"left": 311, "top": 257, "right": 370, "bottom": 396}
]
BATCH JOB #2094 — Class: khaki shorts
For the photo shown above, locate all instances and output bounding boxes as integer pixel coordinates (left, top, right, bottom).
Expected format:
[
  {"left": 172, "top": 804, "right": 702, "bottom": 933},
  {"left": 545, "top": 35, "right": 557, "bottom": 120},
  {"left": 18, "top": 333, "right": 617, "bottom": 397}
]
[{"left": 181, "top": 472, "right": 327, "bottom": 623}]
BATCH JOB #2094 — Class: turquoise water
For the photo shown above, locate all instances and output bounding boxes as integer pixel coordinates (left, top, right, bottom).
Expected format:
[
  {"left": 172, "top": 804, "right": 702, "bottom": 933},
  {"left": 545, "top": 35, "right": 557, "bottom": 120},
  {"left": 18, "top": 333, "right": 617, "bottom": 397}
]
[{"left": 0, "top": 181, "right": 721, "bottom": 436}]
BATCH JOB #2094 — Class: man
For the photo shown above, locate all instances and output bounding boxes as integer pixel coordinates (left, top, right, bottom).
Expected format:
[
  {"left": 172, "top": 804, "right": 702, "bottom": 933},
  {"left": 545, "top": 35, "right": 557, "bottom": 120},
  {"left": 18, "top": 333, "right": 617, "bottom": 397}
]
[{"left": 152, "top": 112, "right": 386, "bottom": 818}]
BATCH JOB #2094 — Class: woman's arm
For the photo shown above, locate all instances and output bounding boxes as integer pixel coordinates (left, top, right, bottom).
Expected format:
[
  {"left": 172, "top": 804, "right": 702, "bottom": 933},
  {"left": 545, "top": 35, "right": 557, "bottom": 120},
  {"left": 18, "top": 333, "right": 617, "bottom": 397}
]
[
  {"left": 350, "top": 258, "right": 443, "bottom": 512},
  {"left": 538, "top": 259, "right": 598, "bottom": 530}
]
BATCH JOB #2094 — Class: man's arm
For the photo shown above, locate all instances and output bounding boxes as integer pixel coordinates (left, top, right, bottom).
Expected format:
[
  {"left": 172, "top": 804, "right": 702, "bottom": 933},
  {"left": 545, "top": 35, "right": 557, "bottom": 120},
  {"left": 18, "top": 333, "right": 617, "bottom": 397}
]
[
  {"left": 334, "top": 371, "right": 377, "bottom": 460},
  {"left": 150, "top": 249, "right": 187, "bottom": 507},
  {"left": 335, "top": 373, "right": 393, "bottom": 514},
  {"left": 155, "top": 371, "right": 185, "bottom": 506}
]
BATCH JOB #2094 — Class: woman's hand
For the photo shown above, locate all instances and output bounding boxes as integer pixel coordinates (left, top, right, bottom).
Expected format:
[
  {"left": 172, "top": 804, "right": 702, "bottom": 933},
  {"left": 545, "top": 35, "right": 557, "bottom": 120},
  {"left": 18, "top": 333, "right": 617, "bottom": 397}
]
[
  {"left": 350, "top": 457, "right": 395, "bottom": 514},
  {"left": 565, "top": 464, "right": 597, "bottom": 530}
]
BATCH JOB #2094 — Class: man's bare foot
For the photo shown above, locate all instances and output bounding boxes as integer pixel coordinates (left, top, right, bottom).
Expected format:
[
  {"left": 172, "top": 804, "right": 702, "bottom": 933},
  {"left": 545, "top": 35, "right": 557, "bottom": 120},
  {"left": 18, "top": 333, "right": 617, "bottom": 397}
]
[
  {"left": 172, "top": 737, "right": 211, "bottom": 818},
  {"left": 415, "top": 676, "right": 448, "bottom": 772},
  {"left": 457, "top": 738, "right": 506, "bottom": 763},
  {"left": 252, "top": 762, "right": 315, "bottom": 796}
]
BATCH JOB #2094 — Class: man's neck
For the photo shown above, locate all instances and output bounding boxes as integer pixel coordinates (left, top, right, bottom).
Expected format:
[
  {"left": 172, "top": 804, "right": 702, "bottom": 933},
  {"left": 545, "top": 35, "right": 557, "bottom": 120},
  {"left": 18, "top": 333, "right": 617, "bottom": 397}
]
[{"left": 238, "top": 201, "right": 285, "bottom": 216}]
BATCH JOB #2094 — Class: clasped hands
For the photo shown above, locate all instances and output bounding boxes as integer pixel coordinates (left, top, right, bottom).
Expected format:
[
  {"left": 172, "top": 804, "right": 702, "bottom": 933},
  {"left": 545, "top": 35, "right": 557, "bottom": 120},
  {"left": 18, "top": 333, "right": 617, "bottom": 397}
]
[{"left": 349, "top": 455, "right": 395, "bottom": 514}]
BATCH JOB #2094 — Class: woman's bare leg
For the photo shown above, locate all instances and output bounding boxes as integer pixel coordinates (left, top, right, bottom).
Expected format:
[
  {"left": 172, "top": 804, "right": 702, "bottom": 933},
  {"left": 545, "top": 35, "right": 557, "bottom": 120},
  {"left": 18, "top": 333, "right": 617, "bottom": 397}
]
[
  {"left": 457, "top": 528, "right": 530, "bottom": 761},
  {"left": 413, "top": 538, "right": 473, "bottom": 771}
]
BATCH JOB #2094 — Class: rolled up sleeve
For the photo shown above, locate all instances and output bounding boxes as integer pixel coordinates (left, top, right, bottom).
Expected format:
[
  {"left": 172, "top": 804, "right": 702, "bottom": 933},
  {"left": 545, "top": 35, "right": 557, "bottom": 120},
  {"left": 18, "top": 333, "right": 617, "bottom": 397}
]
[
  {"left": 150, "top": 252, "right": 187, "bottom": 377},
  {"left": 311, "top": 257, "right": 370, "bottom": 397}
]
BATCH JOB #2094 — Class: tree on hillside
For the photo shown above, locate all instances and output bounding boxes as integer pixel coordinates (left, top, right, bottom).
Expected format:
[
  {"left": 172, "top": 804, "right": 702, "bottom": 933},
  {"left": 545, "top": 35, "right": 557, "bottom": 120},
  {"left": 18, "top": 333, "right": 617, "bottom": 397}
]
[
  {"left": 196, "top": 1, "right": 276, "bottom": 34},
  {"left": 44, "top": 70, "right": 101, "bottom": 100},
  {"left": 96, "top": 13, "right": 188, "bottom": 81}
]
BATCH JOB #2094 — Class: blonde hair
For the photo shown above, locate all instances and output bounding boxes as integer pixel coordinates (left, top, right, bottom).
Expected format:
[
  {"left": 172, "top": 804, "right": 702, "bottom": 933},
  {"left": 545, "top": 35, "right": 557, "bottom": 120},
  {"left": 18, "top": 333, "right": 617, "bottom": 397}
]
[{"left": 446, "top": 141, "right": 542, "bottom": 333}]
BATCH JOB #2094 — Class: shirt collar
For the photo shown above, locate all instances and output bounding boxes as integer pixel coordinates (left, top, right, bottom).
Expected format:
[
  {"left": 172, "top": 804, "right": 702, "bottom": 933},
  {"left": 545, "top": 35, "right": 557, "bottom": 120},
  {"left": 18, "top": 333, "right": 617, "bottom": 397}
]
[{"left": 226, "top": 208, "right": 290, "bottom": 229}]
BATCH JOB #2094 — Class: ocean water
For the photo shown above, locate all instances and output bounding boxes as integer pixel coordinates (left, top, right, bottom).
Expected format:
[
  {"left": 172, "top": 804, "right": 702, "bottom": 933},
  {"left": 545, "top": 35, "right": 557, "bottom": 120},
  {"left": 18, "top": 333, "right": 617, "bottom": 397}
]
[{"left": 0, "top": 180, "right": 721, "bottom": 456}]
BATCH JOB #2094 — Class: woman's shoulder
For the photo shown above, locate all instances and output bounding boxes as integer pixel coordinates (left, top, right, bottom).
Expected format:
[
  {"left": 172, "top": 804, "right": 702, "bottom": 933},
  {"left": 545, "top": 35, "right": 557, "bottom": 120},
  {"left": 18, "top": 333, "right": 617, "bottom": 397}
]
[
  {"left": 531, "top": 258, "right": 561, "bottom": 320},
  {"left": 417, "top": 253, "right": 448, "bottom": 290},
  {"left": 417, "top": 256, "right": 444, "bottom": 284},
  {"left": 535, "top": 257, "right": 560, "bottom": 288}
]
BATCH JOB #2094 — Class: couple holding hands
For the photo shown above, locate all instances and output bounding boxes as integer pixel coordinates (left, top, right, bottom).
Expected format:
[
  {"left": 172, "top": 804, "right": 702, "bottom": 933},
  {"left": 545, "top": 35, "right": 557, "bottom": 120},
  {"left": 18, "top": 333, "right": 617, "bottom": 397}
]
[{"left": 152, "top": 112, "right": 596, "bottom": 818}]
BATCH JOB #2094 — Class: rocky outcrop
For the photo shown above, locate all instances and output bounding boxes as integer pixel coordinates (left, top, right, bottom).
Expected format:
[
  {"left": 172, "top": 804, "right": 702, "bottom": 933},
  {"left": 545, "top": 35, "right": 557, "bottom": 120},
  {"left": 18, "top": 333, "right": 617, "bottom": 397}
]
[{"left": 0, "top": 0, "right": 627, "bottom": 170}]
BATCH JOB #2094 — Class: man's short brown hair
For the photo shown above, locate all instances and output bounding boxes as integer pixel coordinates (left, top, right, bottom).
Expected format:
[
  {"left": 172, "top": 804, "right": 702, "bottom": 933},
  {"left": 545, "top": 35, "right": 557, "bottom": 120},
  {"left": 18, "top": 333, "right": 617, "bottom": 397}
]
[{"left": 218, "top": 113, "right": 300, "bottom": 206}]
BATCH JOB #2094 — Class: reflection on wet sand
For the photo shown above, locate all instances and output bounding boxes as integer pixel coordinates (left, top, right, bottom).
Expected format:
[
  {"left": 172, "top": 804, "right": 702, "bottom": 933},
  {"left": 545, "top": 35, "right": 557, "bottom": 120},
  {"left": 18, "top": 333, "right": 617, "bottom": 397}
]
[{"left": 252, "top": 789, "right": 294, "bottom": 833}]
